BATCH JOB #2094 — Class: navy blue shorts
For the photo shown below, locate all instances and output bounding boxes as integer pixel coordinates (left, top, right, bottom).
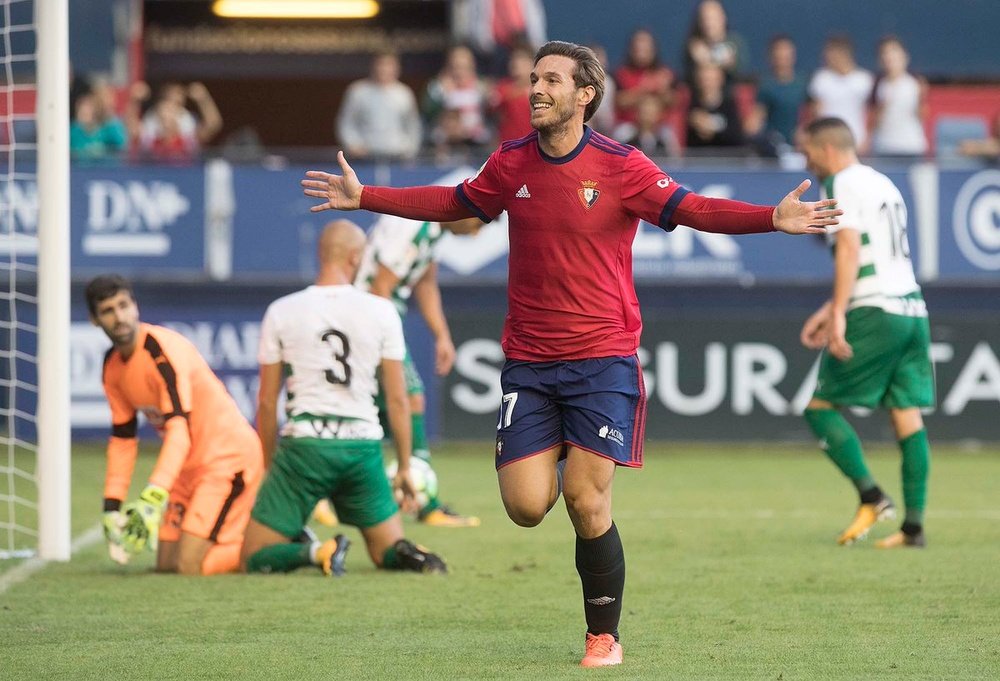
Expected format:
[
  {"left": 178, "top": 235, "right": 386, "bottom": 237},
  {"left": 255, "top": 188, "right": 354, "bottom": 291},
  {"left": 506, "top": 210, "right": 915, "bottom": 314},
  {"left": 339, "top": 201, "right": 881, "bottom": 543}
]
[{"left": 494, "top": 355, "right": 647, "bottom": 470}]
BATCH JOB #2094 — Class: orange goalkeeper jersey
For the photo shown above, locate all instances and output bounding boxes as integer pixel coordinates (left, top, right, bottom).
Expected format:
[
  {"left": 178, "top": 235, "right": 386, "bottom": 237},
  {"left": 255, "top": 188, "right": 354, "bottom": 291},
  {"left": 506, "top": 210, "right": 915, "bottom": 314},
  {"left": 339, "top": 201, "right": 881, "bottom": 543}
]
[{"left": 102, "top": 323, "right": 262, "bottom": 502}]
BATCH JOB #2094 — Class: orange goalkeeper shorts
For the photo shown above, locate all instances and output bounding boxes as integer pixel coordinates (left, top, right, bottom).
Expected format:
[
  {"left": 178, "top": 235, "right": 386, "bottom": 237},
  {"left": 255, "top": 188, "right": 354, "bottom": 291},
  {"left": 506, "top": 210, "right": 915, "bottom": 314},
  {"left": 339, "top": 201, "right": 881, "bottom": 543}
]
[{"left": 161, "top": 465, "right": 261, "bottom": 545}]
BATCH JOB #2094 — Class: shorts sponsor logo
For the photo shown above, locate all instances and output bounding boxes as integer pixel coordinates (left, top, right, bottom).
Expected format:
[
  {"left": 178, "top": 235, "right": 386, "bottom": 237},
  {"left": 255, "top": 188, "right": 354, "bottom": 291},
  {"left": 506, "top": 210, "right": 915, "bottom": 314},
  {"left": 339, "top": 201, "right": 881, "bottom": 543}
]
[
  {"left": 495, "top": 438, "right": 503, "bottom": 456},
  {"left": 586, "top": 596, "right": 616, "bottom": 606},
  {"left": 598, "top": 425, "right": 625, "bottom": 446}
]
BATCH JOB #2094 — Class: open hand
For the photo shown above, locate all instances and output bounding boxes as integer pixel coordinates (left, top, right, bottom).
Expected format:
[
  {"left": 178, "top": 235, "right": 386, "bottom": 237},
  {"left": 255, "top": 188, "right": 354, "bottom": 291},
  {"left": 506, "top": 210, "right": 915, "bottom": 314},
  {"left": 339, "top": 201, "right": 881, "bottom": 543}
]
[
  {"left": 773, "top": 180, "right": 841, "bottom": 235},
  {"left": 301, "top": 151, "right": 363, "bottom": 212}
]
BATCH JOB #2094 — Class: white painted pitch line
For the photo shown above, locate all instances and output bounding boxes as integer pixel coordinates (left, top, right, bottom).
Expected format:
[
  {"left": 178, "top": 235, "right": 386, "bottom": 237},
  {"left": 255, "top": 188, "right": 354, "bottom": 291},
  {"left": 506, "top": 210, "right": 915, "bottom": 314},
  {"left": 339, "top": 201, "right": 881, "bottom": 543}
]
[{"left": 0, "top": 524, "right": 103, "bottom": 595}]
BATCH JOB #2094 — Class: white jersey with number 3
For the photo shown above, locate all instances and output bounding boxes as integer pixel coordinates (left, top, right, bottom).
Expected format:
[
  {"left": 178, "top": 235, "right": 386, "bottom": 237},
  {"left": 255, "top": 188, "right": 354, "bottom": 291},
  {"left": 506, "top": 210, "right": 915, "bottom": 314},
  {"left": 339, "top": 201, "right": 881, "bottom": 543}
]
[
  {"left": 822, "top": 163, "right": 924, "bottom": 316},
  {"left": 258, "top": 285, "right": 405, "bottom": 437}
]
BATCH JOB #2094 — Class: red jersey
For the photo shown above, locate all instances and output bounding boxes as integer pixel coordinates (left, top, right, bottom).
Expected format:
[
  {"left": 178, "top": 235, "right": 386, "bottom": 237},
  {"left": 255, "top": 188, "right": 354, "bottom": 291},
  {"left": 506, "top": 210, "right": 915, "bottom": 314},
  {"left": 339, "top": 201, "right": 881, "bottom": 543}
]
[{"left": 456, "top": 127, "right": 690, "bottom": 361}]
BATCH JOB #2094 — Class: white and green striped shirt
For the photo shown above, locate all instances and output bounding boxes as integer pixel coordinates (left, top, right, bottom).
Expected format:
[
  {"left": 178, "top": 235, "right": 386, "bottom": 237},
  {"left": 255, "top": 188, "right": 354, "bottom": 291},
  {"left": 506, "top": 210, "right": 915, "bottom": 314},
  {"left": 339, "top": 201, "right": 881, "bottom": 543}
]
[
  {"left": 355, "top": 215, "right": 444, "bottom": 316},
  {"left": 822, "top": 163, "right": 926, "bottom": 317}
]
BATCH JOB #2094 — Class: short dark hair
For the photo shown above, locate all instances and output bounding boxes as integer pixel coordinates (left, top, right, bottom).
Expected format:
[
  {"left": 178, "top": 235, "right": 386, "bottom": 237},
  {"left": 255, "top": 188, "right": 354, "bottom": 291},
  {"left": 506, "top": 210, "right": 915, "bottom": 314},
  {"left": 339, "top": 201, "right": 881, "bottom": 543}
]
[
  {"left": 877, "top": 34, "right": 905, "bottom": 51},
  {"left": 534, "top": 40, "right": 605, "bottom": 123},
  {"left": 769, "top": 33, "right": 794, "bottom": 50},
  {"left": 825, "top": 33, "right": 854, "bottom": 53},
  {"left": 85, "top": 274, "right": 134, "bottom": 316},
  {"left": 804, "top": 117, "right": 856, "bottom": 149}
]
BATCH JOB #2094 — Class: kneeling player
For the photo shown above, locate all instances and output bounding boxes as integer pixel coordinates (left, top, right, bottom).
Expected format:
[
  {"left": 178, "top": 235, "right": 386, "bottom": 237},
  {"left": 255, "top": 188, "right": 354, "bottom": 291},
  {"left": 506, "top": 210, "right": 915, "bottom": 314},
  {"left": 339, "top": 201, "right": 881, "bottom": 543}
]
[
  {"left": 88, "top": 275, "right": 263, "bottom": 574},
  {"left": 240, "top": 220, "right": 446, "bottom": 575}
]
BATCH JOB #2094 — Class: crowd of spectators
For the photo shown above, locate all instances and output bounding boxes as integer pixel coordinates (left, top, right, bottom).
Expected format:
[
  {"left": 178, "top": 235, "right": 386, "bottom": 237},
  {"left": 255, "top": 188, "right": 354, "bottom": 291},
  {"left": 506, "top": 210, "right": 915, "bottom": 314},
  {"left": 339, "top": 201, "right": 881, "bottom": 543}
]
[
  {"left": 68, "top": 0, "right": 998, "bottom": 165},
  {"left": 70, "top": 74, "right": 223, "bottom": 164}
]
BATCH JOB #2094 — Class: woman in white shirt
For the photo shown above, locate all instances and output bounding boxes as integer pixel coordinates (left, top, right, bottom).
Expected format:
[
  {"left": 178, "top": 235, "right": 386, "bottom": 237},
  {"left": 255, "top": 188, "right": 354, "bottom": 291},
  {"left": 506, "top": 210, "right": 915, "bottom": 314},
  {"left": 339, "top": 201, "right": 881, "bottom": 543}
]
[{"left": 870, "top": 36, "right": 928, "bottom": 157}]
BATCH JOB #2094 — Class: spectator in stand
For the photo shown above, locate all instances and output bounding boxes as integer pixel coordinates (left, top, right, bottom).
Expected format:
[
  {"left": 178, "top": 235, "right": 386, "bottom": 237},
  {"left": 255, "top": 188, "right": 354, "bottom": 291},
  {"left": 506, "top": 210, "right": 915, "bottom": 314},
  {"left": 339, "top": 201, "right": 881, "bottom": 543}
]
[
  {"left": 687, "top": 62, "right": 744, "bottom": 151},
  {"left": 619, "top": 94, "right": 678, "bottom": 158},
  {"left": 587, "top": 44, "right": 617, "bottom": 136},
  {"left": 959, "top": 114, "right": 1000, "bottom": 160},
  {"left": 451, "top": 0, "right": 547, "bottom": 77},
  {"left": 337, "top": 50, "right": 422, "bottom": 161},
  {"left": 808, "top": 35, "right": 874, "bottom": 153},
  {"left": 128, "top": 81, "right": 222, "bottom": 163},
  {"left": 870, "top": 36, "right": 928, "bottom": 157},
  {"left": 683, "top": 0, "right": 746, "bottom": 87},
  {"left": 70, "top": 78, "right": 127, "bottom": 163},
  {"left": 746, "top": 34, "right": 808, "bottom": 157},
  {"left": 613, "top": 28, "right": 676, "bottom": 139},
  {"left": 490, "top": 43, "right": 534, "bottom": 142},
  {"left": 423, "top": 44, "right": 491, "bottom": 153}
]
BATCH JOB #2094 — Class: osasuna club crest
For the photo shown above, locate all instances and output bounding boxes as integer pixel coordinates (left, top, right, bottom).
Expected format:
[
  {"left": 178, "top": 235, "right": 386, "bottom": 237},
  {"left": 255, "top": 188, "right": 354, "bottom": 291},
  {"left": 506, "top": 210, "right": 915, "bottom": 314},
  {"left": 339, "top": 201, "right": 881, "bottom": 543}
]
[{"left": 578, "top": 180, "right": 600, "bottom": 209}]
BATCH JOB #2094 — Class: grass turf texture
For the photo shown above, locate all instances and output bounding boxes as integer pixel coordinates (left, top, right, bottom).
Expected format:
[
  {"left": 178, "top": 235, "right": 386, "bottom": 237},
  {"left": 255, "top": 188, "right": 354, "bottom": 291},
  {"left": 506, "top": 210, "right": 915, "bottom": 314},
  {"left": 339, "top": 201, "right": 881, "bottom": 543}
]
[{"left": 2, "top": 442, "right": 999, "bottom": 680}]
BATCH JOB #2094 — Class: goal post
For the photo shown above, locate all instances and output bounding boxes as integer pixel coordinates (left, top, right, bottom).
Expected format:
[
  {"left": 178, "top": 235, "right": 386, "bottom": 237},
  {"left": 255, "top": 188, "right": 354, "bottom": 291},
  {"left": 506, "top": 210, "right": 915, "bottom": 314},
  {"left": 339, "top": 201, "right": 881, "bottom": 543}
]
[{"left": 35, "top": 0, "right": 70, "bottom": 561}]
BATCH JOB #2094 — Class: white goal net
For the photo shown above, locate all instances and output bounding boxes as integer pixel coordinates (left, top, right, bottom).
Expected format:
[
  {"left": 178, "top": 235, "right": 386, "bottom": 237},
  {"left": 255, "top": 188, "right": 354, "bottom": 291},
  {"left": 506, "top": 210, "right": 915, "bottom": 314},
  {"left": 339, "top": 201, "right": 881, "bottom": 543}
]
[{"left": 0, "top": 0, "right": 69, "bottom": 561}]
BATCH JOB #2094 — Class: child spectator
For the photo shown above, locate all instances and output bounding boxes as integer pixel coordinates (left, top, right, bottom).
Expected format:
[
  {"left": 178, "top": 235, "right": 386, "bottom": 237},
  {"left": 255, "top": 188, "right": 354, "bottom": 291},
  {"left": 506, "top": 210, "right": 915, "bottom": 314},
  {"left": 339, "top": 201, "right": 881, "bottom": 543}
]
[
  {"left": 619, "top": 94, "right": 679, "bottom": 157},
  {"left": 423, "top": 45, "right": 491, "bottom": 152},
  {"left": 687, "top": 62, "right": 744, "bottom": 151},
  {"left": 613, "top": 28, "right": 676, "bottom": 135}
]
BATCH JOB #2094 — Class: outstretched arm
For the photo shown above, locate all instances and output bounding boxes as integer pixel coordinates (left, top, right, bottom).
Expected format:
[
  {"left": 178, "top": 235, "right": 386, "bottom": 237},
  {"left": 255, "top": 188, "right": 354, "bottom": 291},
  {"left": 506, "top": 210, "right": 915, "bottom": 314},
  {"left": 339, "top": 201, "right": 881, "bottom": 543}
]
[
  {"left": 302, "top": 151, "right": 476, "bottom": 221},
  {"left": 672, "top": 179, "right": 839, "bottom": 235}
]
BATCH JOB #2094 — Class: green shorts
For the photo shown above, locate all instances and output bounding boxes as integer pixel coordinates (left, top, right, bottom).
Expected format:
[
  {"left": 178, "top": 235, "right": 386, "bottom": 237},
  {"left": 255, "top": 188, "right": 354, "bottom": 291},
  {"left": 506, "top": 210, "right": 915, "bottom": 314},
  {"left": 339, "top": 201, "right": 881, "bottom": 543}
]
[
  {"left": 251, "top": 437, "right": 397, "bottom": 538},
  {"left": 375, "top": 345, "right": 424, "bottom": 412},
  {"left": 814, "top": 306, "right": 935, "bottom": 409}
]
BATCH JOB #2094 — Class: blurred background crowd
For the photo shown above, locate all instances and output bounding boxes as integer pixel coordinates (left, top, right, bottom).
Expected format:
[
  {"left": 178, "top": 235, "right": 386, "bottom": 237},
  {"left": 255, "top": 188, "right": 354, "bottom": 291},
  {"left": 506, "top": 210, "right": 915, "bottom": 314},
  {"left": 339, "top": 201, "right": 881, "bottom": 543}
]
[{"left": 61, "top": 0, "right": 1000, "bottom": 166}]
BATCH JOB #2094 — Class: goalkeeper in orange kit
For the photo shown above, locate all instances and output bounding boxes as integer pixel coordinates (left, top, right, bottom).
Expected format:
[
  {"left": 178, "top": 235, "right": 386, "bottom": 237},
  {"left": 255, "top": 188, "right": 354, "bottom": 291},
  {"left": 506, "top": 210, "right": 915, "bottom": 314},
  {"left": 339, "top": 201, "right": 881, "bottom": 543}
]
[{"left": 87, "top": 274, "right": 263, "bottom": 574}]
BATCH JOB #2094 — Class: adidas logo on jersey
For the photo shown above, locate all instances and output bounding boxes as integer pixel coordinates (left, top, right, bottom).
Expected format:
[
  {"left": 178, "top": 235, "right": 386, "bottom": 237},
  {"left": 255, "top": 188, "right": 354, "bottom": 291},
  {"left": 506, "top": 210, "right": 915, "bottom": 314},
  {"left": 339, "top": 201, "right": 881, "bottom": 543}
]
[{"left": 515, "top": 184, "right": 531, "bottom": 198}]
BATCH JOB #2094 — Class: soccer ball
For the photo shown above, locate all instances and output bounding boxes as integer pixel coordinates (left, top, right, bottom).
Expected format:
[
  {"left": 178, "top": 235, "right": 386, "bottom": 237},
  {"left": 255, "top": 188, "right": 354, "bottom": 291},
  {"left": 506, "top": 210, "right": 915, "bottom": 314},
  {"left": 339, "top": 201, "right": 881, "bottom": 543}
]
[{"left": 385, "top": 457, "right": 439, "bottom": 510}]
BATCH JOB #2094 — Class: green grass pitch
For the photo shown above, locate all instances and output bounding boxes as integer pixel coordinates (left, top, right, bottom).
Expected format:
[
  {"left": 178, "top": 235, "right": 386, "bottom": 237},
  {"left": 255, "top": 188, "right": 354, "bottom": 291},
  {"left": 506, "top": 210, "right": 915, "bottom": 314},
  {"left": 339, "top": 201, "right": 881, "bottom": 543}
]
[{"left": 2, "top": 442, "right": 999, "bottom": 680}]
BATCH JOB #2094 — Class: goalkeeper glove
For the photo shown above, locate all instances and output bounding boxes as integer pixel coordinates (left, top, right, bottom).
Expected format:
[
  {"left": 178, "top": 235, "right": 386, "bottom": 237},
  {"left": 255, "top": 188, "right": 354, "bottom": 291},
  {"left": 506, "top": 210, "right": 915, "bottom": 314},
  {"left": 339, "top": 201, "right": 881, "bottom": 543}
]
[
  {"left": 122, "top": 485, "right": 169, "bottom": 554},
  {"left": 102, "top": 506, "right": 131, "bottom": 565}
]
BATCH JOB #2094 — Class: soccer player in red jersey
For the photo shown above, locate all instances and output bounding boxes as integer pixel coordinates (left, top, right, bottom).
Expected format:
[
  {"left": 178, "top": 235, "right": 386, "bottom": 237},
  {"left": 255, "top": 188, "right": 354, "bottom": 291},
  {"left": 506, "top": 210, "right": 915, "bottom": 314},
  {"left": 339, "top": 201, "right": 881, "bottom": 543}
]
[{"left": 302, "top": 40, "right": 839, "bottom": 668}]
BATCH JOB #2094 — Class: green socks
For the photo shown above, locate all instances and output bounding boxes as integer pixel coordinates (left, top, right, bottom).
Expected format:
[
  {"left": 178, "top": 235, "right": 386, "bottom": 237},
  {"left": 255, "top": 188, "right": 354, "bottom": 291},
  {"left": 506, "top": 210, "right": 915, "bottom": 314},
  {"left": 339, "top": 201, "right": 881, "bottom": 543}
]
[
  {"left": 899, "top": 429, "right": 930, "bottom": 526},
  {"left": 804, "top": 408, "right": 877, "bottom": 493},
  {"left": 245, "top": 542, "right": 313, "bottom": 573},
  {"left": 412, "top": 412, "right": 430, "bottom": 463},
  {"left": 382, "top": 543, "right": 400, "bottom": 570},
  {"left": 411, "top": 412, "right": 440, "bottom": 513}
]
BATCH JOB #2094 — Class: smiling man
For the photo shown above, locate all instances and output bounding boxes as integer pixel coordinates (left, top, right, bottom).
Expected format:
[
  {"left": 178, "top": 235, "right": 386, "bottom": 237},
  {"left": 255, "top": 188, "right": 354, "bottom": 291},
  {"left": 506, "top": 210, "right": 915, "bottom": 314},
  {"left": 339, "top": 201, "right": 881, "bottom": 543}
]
[
  {"left": 301, "top": 40, "right": 839, "bottom": 668},
  {"left": 87, "top": 274, "right": 263, "bottom": 575}
]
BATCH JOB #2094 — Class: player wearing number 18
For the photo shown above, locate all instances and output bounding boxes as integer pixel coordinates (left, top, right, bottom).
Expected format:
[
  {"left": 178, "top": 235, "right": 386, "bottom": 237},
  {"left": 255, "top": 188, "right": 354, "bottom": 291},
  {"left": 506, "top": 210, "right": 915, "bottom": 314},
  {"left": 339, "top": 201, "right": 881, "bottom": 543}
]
[
  {"left": 799, "top": 117, "right": 933, "bottom": 548},
  {"left": 240, "top": 220, "right": 446, "bottom": 576}
]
